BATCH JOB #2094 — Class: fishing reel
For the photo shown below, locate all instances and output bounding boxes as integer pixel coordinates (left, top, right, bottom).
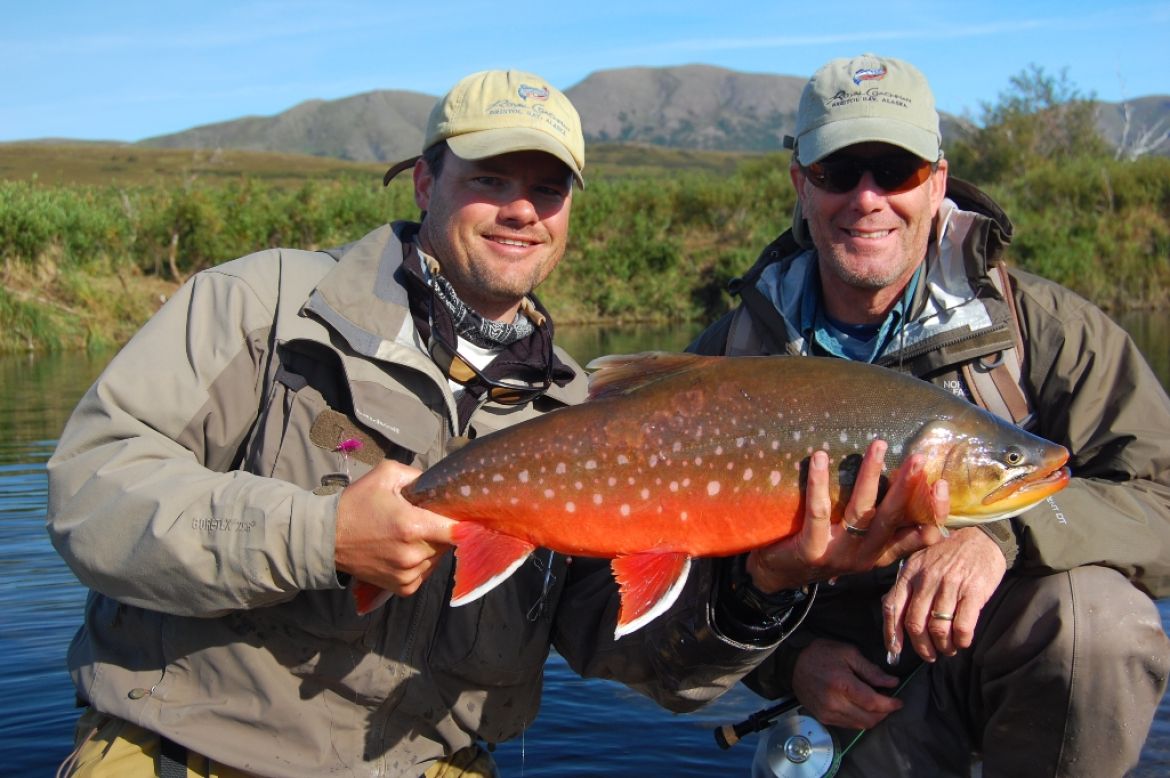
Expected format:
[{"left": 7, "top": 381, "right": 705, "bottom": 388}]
[{"left": 715, "top": 699, "right": 841, "bottom": 778}]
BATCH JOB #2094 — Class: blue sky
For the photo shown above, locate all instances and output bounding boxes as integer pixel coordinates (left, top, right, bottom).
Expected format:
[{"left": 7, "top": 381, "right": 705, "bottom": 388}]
[{"left": 3, "top": 1, "right": 1168, "bottom": 144}]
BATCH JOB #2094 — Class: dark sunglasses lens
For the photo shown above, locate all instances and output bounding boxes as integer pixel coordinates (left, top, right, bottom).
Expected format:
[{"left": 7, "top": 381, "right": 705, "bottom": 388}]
[
  {"left": 874, "top": 157, "right": 933, "bottom": 192},
  {"left": 805, "top": 155, "right": 932, "bottom": 194}
]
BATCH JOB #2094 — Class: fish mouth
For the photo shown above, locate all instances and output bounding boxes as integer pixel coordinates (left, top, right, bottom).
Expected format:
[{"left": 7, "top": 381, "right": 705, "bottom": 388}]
[{"left": 983, "top": 460, "right": 1071, "bottom": 507}]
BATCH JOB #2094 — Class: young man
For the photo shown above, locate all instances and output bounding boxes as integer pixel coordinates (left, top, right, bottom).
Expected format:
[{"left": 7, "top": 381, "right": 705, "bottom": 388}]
[
  {"left": 48, "top": 69, "right": 937, "bottom": 777},
  {"left": 692, "top": 53, "right": 1170, "bottom": 777}
]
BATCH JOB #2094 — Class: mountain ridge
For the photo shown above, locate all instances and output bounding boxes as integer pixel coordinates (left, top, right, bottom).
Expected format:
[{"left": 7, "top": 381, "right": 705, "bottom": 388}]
[{"left": 93, "top": 64, "right": 1170, "bottom": 161}]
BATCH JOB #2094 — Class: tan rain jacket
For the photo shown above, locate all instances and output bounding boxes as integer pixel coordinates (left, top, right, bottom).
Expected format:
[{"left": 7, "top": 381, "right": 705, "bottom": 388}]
[{"left": 47, "top": 222, "right": 774, "bottom": 777}]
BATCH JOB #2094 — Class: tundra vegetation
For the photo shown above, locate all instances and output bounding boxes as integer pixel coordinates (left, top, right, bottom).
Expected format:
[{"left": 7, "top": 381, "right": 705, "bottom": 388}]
[{"left": 1, "top": 68, "right": 1168, "bottom": 352}]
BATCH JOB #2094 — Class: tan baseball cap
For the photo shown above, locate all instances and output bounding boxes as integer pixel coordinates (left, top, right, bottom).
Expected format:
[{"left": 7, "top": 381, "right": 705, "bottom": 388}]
[
  {"left": 383, "top": 69, "right": 585, "bottom": 187},
  {"left": 791, "top": 54, "right": 941, "bottom": 165}
]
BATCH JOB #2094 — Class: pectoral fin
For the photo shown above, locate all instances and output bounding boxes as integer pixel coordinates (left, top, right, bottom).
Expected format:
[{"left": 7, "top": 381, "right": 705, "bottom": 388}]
[
  {"left": 610, "top": 552, "right": 692, "bottom": 639},
  {"left": 905, "top": 465, "right": 942, "bottom": 528},
  {"left": 450, "top": 522, "right": 536, "bottom": 606},
  {"left": 351, "top": 579, "right": 393, "bottom": 615}
]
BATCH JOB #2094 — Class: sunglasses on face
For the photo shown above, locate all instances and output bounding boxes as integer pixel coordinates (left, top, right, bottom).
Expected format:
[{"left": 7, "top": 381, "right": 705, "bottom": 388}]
[
  {"left": 801, "top": 153, "right": 938, "bottom": 195},
  {"left": 427, "top": 292, "right": 553, "bottom": 406}
]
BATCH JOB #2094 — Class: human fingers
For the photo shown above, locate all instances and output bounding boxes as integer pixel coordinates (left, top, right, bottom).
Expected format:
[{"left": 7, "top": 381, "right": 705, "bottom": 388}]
[
  {"left": 840, "top": 439, "right": 887, "bottom": 537},
  {"left": 882, "top": 559, "right": 909, "bottom": 664},
  {"left": 924, "top": 578, "right": 961, "bottom": 657},
  {"left": 867, "top": 453, "right": 926, "bottom": 535},
  {"left": 794, "top": 641, "right": 902, "bottom": 730},
  {"left": 800, "top": 450, "right": 833, "bottom": 556}
]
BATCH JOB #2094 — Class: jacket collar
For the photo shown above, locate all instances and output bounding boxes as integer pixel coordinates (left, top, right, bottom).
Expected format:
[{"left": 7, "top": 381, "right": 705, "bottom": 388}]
[
  {"left": 303, "top": 222, "right": 584, "bottom": 412},
  {"left": 743, "top": 179, "right": 1018, "bottom": 370}
]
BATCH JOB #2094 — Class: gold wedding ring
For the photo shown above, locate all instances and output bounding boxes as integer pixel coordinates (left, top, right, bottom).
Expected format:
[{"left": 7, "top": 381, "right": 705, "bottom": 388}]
[{"left": 930, "top": 610, "right": 955, "bottom": 621}]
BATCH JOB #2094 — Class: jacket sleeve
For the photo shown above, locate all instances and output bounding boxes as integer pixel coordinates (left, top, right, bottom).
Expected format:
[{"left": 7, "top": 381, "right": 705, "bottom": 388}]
[
  {"left": 1012, "top": 272, "right": 1170, "bottom": 597},
  {"left": 550, "top": 557, "right": 779, "bottom": 713},
  {"left": 46, "top": 256, "right": 342, "bottom": 617}
]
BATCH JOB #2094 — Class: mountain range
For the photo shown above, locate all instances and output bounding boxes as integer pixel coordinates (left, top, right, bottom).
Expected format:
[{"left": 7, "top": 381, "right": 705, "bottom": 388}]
[{"left": 137, "top": 64, "right": 1170, "bottom": 162}]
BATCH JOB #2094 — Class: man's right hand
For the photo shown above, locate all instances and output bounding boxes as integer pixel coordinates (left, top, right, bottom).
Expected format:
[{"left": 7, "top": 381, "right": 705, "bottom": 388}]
[
  {"left": 792, "top": 638, "right": 903, "bottom": 730},
  {"left": 334, "top": 460, "right": 457, "bottom": 597}
]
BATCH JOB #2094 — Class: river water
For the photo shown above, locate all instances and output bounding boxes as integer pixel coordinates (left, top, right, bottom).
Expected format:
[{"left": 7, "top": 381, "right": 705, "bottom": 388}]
[{"left": 2, "top": 315, "right": 1167, "bottom": 777}]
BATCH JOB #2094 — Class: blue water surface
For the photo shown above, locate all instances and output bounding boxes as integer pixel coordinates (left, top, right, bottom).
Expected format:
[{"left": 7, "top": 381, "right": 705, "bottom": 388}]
[{"left": 3, "top": 323, "right": 1169, "bottom": 777}]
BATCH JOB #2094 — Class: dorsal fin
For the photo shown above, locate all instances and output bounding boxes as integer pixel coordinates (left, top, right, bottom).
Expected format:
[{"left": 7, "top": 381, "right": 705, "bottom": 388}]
[{"left": 585, "top": 351, "right": 712, "bottom": 400}]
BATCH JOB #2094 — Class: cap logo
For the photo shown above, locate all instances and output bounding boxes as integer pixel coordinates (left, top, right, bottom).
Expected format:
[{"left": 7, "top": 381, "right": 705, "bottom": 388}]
[
  {"left": 852, "top": 65, "right": 888, "bottom": 85},
  {"left": 517, "top": 84, "right": 550, "bottom": 101}
]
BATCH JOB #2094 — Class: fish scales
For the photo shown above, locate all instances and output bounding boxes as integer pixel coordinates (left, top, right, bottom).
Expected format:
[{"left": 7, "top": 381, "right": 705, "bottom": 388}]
[
  {"left": 358, "top": 353, "right": 1070, "bottom": 636},
  {"left": 403, "top": 354, "right": 1066, "bottom": 553}
]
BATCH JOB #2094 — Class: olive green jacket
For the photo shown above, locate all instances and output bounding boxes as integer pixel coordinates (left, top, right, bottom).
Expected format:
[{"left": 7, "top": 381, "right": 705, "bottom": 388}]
[
  {"left": 47, "top": 222, "right": 772, "bottom": 777},
  {"left": 690, "top": 180, "right": 1170, "bottom": 693}
]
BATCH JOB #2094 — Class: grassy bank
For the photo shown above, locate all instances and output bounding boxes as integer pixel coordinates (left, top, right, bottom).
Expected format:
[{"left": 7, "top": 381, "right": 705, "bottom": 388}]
[{"left": 1, "top": 143, "right": 1168, "bottom": 352}]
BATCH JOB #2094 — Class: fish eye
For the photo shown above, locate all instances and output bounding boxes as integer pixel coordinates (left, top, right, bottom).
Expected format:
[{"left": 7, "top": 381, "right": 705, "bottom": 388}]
[{"left": 1004, "top": 446, "right": 1025, "bottom": 466}]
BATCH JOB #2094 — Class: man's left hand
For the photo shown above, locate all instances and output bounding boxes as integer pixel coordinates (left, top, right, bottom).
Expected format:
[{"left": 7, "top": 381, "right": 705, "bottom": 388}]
[{"left": 882, "top": 527, "right": 1007, "bottom": 662}]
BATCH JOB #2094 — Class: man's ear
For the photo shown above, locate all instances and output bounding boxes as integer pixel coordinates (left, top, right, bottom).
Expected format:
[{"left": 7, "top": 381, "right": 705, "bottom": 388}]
[
  {"left": 413, "top": 158, "right": 434, "bottom": 212},
  {"left": 790, "top": 162, "right": 811, "bottom": 206},
  {"left": 929, "top": 157, "right": 949, "bottom": 213}
]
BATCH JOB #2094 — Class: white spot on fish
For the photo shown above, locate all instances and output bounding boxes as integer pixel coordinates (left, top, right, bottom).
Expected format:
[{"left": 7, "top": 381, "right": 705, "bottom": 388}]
[
  {"left": 593, "top": 494, "right": 603, "bottom": 505},
  {"left": 585, "top": 460, "right": 597, "bottom": 470},
  {"left": 649, "top": 455, "right": 659, "bottom": 467},
  {"left": 544, "top": 488, "right": 555, "bottom": 499},
  {"left": 460, "top": 485, "right": 472, "bottom": 497},
  {"left": 518, "top": 470, "right": 529, "bottom": 483},
  {"left": 793, "top": 431, "right": 802, "bottom": 441},
  {"left": 736, "top": 437, "right": 746, "bottom": 448},
  {"left": 620, "top": 504, "right": 631, "bottom": 517},
  {"left": 672, "top": 441, "right": 682, "bottom": 453},
  {"left": 670, "top": 481, "right": 679, "bottom": 492},
  {"left": 608, "top": 476, "right": 617, "bottom": 487},
  {"left": 566, "top": 502, "right": 576, "bottom": 513},
  {"left": 617, "top": 454, "right": 629, "bottom": 465},
  {"left": 770, "top": 470, "right": 781, "bottom": 486},
  {"left": 695, "top": 456, "right": 704, "bottom": 466},
  {"left": 574, "top": 481, "right": 583, "bottom": 490},
  {"left": 683, "top": 478, "right": 691, "bottom": 488},
  {"left": 492, "top": 474, "right": 505, "bottom": 482},
  {"left": 556, "top": 463, "right": 567, "bottom": 474},
  {"left": 510, "top": 497, "right": 519, "bottom": 505},
  {"left": 707, "top": 481, "right": 721, "bottom": 496},
  {"left": 681, "top": 511, "right": 689, "bottom": 521},
  {"left": 839, "top": 431, "right": 849, "bottom": 444},
  {"left": 743, "top": 468, "right": 753, "bottom": 481}
]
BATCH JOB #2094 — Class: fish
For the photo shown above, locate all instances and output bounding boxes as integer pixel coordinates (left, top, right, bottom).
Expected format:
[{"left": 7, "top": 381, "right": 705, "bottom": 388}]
[{"left": 353, "top": 352, "right": 1070, "bottom": 638}]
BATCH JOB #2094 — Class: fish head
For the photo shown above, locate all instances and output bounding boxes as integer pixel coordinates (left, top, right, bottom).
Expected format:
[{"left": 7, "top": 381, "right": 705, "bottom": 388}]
[{"left": 906, "top": 416, "right": 1070, "bottom": 526}]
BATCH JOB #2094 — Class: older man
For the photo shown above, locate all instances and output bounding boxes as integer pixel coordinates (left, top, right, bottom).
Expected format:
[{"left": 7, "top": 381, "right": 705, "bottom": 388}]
[{"left": 692, "top": 53, "right": 1170, "bottom": 777}]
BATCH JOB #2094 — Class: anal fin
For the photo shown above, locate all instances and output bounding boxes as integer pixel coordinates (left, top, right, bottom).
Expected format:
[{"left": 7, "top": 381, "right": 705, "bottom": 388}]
[
  {"left": 610, "top": 552, "right": 692, "bottom": 639},
  {"left": 450, "top": 522, "right": 536, "bottom": 606}
]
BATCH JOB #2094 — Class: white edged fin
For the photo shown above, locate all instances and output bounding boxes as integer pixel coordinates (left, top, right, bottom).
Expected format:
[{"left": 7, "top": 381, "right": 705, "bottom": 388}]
[{"left": 611, "top": 553, "right": 692, "bottom": 639}]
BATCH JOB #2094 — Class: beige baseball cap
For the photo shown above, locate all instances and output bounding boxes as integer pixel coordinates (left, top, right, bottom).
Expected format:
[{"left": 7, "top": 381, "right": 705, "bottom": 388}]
[
  {"left": 791, "top": 54, "right": 941, "bottom": 165},
  {"left": 383, "top": 69, "right": 585, "bottom": 187}
]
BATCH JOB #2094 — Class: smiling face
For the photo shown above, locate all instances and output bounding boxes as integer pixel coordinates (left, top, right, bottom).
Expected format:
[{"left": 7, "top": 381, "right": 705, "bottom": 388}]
[
  {"left": 792, "top": 142, "right": 948, "bottom": 324},
  {"left": 414, "top": 148, "right": 574, "bottom": 322}
]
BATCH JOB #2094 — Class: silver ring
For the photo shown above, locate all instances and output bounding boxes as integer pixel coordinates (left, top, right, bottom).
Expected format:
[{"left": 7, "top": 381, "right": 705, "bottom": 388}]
[
  {"left": 930, "top": 610, "right": 954, "bottom": 621},
  {"left": 843, "top": 521, "right": 869, "bottom": 537}
]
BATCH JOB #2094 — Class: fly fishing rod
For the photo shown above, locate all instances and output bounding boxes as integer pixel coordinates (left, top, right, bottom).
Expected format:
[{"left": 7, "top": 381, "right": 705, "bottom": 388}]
[{"left": 714, "top": 698, "right": 801, "bottom": 750}]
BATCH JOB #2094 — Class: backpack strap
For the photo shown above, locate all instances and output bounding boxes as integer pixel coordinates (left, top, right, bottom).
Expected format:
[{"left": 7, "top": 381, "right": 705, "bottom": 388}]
[{"left": 960, "top": 263, "right": 1035, "bottom": 427}]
